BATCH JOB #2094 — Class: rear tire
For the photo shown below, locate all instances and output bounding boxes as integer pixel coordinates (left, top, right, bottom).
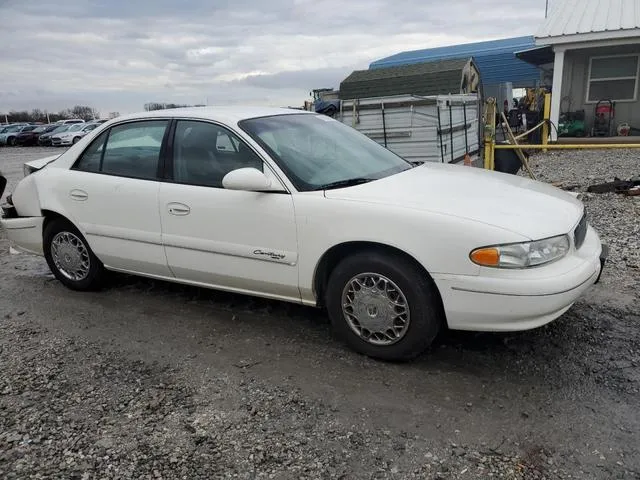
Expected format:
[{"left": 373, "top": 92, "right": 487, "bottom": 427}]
[
  {"left": 43, "top": 218, "right": 105, "bottom": 291},
  {"left": 325, "top": 251, "right": 443, "bottom": 361}
]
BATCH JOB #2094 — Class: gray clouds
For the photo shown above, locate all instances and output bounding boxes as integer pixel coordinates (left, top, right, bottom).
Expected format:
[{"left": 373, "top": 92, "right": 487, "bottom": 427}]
[{"left": 0, "top": 0, "right": 544, "bottom": 115}]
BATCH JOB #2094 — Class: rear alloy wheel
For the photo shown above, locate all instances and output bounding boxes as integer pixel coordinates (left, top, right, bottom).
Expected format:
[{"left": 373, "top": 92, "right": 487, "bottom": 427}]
[
  {"left": 325, "top": 251, "right": 443, "bottom": 361},
  {"left": 43, "top": 218, "right": 105, "bottom": 291},
  {"left": 72, "top": 136, "right": 81, "bottom": 144}
]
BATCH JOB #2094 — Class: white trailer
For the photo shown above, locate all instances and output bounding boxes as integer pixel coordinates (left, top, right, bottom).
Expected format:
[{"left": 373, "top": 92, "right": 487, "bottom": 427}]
[{"left": 336, "top": 94, "right": 481, "bottom": 165}]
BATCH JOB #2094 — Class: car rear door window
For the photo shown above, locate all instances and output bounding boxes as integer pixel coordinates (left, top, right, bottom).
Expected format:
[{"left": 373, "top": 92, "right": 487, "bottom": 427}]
[
  {"left": 75, "top": 120, "right": 168, "bottom": 180},
  {"left": 172, "top": 120, "right": 263, "bottom": 188}
]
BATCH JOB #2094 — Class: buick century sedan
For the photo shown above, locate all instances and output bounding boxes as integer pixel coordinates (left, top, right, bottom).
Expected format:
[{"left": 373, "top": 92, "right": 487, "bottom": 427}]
[{"left": 0, "top": 107, "right": 607, "bottom": 360}]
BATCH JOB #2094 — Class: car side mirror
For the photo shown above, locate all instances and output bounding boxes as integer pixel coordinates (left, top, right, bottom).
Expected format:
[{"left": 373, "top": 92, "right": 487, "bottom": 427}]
[{"left": 222, "top": 167, "right": 283, "bottom": 192}]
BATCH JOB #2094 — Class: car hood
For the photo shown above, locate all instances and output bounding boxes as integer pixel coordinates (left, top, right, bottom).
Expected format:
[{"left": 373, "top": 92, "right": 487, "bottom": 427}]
[{"left": 323, "top": 163, "right": 584, "bottom": 240}]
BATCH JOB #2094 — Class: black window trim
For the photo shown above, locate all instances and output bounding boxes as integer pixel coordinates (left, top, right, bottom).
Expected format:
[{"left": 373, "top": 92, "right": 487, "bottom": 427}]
[
  {"left": 71, "top": 118, "right": 172, "bottom": 182},
  {"left": 163, "top": 117, "right": 291, "bottom": 193},
  {"left": 97, "top": 128, "right": 110, "bottom": 171},
  {"left": 159, "top": 119, "right": 176, "bottom": 181}
]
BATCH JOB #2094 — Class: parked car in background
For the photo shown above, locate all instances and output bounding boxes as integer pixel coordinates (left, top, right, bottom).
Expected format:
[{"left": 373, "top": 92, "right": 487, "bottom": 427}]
[
  {"left": 54, "top": 119, "right": 85, "bottom": 125},
  {"left": 51, "top": 122, "right": 98, "bottom": 146},
  {"left": 0, "top": 107, "right": 607, "bottom": 361},
  {"left": 15, "top": 124, "right": 58, "bottom": 146},
  {"left": 38, "top": 125, "right": 71, "bottom": 146},
  {"left": 0, "top": 124, "right": 38, "bottom": 146}
]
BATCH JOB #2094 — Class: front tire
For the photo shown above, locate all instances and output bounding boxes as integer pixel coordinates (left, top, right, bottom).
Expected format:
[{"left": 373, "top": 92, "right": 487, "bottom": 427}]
[
  {"left": 72, "top": 136, "right": 81, "bottom": 144},
  {"left": 43, "top": 218, "right": 105, "bottom": 291},
  {"left": 325, "top": 251, "right": 443, "bottom": 361},
  {"left": 7, "top": 136, "right": 16, "bottom": 146}
]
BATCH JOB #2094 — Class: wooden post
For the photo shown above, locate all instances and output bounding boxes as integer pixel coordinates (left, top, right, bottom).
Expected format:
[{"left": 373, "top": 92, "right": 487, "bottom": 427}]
[{"left": 501, "top": 112, "right": 537, "bottom": 180}]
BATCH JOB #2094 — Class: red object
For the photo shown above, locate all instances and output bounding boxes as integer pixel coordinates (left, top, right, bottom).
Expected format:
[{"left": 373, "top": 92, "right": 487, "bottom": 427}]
[{"left": 595, "top": 103, "right": 614, "bottom": 116}]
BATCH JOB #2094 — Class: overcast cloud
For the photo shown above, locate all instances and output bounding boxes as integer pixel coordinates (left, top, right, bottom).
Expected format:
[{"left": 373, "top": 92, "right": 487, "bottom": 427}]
[{"left": 0, "top": 0, "right": 546, "bottom": 116}]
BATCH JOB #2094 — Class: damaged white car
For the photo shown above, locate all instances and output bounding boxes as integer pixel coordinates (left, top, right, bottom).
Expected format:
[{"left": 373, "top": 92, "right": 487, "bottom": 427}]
[{"left": 0, "top": 107, "right": 608, "bottom": 360}]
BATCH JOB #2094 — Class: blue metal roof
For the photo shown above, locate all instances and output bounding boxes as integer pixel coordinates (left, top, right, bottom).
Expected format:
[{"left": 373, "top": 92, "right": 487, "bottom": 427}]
[{"left": 369, "top": 36, "right": 541, "bottom": 87}]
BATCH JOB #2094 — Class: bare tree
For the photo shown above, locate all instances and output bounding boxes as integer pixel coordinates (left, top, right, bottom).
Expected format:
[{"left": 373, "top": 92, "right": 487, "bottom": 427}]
[{"left": 1, "top": 105, "right": 100, "bottom": 123}]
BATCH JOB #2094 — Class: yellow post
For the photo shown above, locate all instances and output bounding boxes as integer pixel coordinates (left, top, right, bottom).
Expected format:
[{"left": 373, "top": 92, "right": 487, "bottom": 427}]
[
  {"left": 542, "top": 93, "right": 551, "bottom": 152},
  {"left": 483, "top": 98, "right": 496, "bottom": 170}
]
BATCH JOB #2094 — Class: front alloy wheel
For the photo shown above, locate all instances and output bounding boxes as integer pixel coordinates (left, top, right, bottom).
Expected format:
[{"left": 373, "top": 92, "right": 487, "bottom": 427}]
[
  {"left": 342, "top": 273, "right": 410, "bottom": 345},
  {"left": 326, "top": 251, "right": 443, "bottom": 361}
]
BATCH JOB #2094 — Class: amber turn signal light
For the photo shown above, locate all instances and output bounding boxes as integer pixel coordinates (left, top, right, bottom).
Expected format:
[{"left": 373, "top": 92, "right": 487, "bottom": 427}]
[{"left": 470, "top": 247, "right": 500, "bottom": 266}]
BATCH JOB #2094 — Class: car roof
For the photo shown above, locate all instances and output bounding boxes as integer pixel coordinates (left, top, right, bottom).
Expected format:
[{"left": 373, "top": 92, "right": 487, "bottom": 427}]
[{"left": 113, "top": 106, "right": 314, "bottom": 125}]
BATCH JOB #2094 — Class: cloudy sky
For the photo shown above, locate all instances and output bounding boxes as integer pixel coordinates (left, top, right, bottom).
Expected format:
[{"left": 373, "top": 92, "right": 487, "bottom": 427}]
[{"left": 0, "top": 0, "right": 549, "bottom": 116}]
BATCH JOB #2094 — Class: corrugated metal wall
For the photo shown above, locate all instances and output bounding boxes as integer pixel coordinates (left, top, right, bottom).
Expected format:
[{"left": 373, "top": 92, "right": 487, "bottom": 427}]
[{"left": 369, "top": 36, "right": 542, "bottom": 88}]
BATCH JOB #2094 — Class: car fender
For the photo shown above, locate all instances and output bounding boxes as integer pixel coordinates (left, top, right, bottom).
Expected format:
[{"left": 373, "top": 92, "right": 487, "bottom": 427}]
[
  {"left": 293, "top": 195, "right": 530, "bottom": 305},
  {"left": 11, "top": 174, "right": 42, "bottom": 217},
  {"left": 32, "top": 170, "right": 85, "bottom": 233},
  {"left": 10, "top": 169, "right": 85, "bottom": 242}
]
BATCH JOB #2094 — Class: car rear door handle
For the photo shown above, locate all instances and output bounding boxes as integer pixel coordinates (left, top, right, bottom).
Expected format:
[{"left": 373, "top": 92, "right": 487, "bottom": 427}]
[
  {"left": 168, "top": 202, "right": 191, "bottom": 216},
  {"left": 69, "top": 189, "right": 88, "bottom": 201}
]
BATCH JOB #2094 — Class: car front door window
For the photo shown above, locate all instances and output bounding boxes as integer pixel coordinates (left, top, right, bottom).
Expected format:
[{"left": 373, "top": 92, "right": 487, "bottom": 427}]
[{"left": 172, "top": 120, "right": 263, "bottom": 188}]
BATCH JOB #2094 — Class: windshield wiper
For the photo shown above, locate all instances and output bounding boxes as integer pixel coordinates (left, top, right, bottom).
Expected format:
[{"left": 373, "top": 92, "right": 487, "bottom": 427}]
[{"left": 316, "top": 178, "right": 374, "bottom": 191}]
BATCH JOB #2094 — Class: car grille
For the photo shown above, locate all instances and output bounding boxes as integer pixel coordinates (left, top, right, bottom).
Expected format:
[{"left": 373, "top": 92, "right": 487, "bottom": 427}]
[{"left": 574, "top": 213, "right": 588, "bottom": 250}]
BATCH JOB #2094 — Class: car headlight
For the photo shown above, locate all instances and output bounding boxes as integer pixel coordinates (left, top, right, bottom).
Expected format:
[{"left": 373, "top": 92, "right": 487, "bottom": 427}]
[{"left": 470, "top": 234, "right": 570, "bottom": 268}]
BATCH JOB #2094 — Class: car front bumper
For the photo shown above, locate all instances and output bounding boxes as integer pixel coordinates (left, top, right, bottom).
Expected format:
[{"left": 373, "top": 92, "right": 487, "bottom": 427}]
[
  {"left": 51, "top": 137, "right": 73, "bottom": 146},
  {"left": 0, "top": 205, "right": 44, "bottom": 256},
  {"left": 433, "top": 225, "right": 607, "bottom": 332}
]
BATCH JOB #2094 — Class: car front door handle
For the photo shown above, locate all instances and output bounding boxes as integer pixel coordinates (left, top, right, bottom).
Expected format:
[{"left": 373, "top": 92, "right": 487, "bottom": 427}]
[
  {"left": 168, "top": 202, "right": 191, "bottom": 216},
  {"left": 69, "top": 189, "right": 88, "bottom": 201}
]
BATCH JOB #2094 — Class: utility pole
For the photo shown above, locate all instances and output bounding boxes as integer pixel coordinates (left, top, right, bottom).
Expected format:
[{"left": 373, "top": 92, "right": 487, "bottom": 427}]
[{"left": 545, "top": 0, "right": 549, "bottom": 18}]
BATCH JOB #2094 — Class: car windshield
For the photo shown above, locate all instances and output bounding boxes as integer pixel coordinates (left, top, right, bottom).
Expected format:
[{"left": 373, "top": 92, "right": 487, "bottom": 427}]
[
  {"left": 3, "top": 125, "right": 22, "bottom": 133},
  {"left": 32, "top": 126, "right": 47, "bottom": 133},
  {"left": 52, "top": 125, "right": 71, "bottom": 133},
  {"left": 239, "top": 114, "right": 412, "bottom": 191},
  {"left": 67, "top": 124, "right": 84, "bottom": 132}
]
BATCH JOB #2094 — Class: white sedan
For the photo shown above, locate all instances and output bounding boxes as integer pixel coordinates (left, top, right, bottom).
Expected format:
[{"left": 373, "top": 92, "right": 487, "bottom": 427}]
[
  {"left": 0, "top": 107, "right": 607, "bottom": 360},
  {"left": 50, "top": 122, "right": 98, "bottom": 146}
]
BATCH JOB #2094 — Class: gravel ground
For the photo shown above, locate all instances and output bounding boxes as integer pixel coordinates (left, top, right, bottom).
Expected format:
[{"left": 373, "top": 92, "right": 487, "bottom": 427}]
[{"left": 1, "top": 147, "right": 639, "bottom": 479}]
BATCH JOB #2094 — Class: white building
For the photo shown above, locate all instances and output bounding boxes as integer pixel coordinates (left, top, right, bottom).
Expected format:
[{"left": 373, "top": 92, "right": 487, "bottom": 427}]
[{"left": 523, "top": 0, "right": 640, "bottom": 139}]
